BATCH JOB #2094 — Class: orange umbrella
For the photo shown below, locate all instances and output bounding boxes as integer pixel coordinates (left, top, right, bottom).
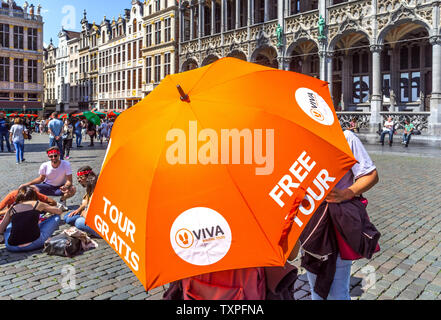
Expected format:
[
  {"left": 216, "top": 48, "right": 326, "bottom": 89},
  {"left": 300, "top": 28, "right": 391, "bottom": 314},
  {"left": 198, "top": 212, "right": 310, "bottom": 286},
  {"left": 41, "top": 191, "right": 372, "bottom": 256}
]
[{"left": 86, "top": 57, "right": 356, "bottom": 292}]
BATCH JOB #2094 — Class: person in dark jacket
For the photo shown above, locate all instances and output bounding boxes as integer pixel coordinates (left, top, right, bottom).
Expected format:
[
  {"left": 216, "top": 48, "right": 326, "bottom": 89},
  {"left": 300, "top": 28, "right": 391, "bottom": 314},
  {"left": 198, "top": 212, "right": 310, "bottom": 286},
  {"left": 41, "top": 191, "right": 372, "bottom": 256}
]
[{"left": 301, "top": 130, "right": 379, "bottom": 300}]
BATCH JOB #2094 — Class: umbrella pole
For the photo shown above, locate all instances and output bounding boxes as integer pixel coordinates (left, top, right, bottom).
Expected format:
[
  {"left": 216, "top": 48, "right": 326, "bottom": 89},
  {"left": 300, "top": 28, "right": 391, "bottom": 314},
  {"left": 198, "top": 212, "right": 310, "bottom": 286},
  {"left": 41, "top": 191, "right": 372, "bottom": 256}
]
[{"left": 177, "top": 85, "right": 189, "bottom": 102}]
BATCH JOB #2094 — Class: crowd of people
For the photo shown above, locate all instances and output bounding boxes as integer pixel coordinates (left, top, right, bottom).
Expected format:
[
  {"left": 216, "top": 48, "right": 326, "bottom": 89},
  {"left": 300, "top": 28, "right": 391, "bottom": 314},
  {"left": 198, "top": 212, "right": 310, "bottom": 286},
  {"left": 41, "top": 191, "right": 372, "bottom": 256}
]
[{"left": 0, "top": 111, "right": 114, "bottom": 164}]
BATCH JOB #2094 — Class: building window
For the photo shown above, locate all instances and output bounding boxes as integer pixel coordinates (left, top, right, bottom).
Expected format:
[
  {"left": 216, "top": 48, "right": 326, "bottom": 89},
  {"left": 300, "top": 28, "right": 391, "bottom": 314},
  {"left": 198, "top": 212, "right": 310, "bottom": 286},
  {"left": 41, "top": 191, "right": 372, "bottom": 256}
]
[
  {"left": 399, "top": 45, "right": 422, "bottom": 103},
  {"left": 164, "top": 52, "right": 171, "bottom": 77},
  {"left": 14, "top": 26, "right": 24, "bottom": 50},
  {"left": 146, "top": 57, "right": 152, "bottom": 84},
  {"left": 139, "top": 39, "right": 143, "bottom": 59},
  {"left": 0, "top": 57, "right": 9, "bottom": 82},
  {"left": 14, "top": 58, "right": 24, "bottom": 83},
  {"left": 146, "top": 25, "right": 152, "bottom": 47},
  {"left": 154, "top": 54, "right": 161, "bottom": 83},
  {"left": 28, "top": 28, "right": 38, "bottom": 51},
  {"left": 132, "top": 69, "right": 136, "bottom": 89},
  {"left": 28, "top": 59, "right": 38, "bottom": 83},
  {"left": 128, "top": 43, "right": 132, "bottom": 60},
  {"left": 0, "top": 24, "right": 9, "bottom": 48},
  {"left": 138, "top": 68, "right": 142, "bottom": 89},
  {"left": 133, "top": 41, "right": 137, "bottom": 60},
  {"left": 127, "top": 70, "right": 131, "bottom": 90},
  {"left": 352, "top": 75, "right": 369, "bottom": 104},
  {"left": 14, "top": 93, "right": 24, "bottom": 101},
  {"left": 164, "top": 18, "right": 171, "bottom": 42},
  {"left": 0, "top": 92, "right": 8, "bottom": 100},
  {"left": 155, "top": 21, "right": 161, "bottom": 44},
  {"left": 155, "top": 0, "right": 161, "bottom": 11},
  {"left": 28, "top": 93, "right": 38, "bottom": 101}
]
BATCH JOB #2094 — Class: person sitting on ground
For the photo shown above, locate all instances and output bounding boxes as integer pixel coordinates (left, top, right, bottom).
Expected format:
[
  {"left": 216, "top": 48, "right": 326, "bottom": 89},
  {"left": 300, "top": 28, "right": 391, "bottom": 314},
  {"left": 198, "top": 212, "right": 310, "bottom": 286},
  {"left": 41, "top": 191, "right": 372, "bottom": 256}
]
[
  {"left": 19, "top": 146, "right": 76, "bottom": 211},
  {"left": 380, "top": 116, "right": 394, "bottom": 146},
  {"left": 402, "top": 119, "right": 414, "bottom": 148},
  {"left": 63, "top": 166, "right": 100, "bottom": 238},
  {"left": 0, "top": 187, "right": 57, "bottom": 219},
  {"left": 0, "top": 186, "right": 63, "bottom": 252}
]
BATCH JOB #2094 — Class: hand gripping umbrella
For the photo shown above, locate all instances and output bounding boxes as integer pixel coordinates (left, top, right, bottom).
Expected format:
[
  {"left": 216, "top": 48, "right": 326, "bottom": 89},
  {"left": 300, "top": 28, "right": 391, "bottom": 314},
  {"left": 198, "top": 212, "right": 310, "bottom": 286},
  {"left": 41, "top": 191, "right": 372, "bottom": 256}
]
[{"left": 86, "top": 57, "right": 356, "bottom": 292}]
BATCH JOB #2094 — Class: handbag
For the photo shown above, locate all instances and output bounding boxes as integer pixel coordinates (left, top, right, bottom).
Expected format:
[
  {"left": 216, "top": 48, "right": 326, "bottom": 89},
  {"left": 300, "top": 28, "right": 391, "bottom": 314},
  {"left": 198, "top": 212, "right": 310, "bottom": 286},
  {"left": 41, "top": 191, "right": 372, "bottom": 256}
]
[
  {"left": 43, "top": 232, "right": 82, "bottom": 257},
  {"left": 23, "top": 131, "right": 29, "bottom": 139}
]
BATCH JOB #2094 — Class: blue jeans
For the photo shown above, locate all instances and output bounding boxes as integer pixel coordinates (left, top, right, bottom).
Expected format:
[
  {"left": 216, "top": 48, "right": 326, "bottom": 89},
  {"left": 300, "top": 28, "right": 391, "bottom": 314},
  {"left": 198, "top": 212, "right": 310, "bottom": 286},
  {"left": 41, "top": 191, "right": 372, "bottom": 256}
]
[
  {"left": 0, "top": 131, "right": 11, "bottom": 152},
  {"left": 49, "top": 136, "right": 64, "bottom": 160},
  {"left": 403, "top": 133, "right": 412, "bottom": 146},
  {"left": 64, "top": 213, "right": 100, "bottom": 238},
  {"left": 75, "top": 132, "right": 82, "bottom": 147},
  {"left": 380, "top": 130, "right": 393, "bottom": 144},
  {"left": 306, "top": 255, "right": 352, "bottom": 300},
  {"left": 13, "top": 141, "right": 24, "bottom": 163},
  {"left": 4, "top": 215, "right": 61, "bottom": 252}
]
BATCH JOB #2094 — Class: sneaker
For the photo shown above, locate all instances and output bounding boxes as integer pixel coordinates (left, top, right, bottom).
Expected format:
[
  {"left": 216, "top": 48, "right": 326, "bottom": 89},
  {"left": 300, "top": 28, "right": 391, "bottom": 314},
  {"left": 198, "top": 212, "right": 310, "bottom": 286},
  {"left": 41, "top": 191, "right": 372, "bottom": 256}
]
[
  {"left": 21, "top": 159, "right": 25, "bottom": 162},
  {"left": 65, "top": 156, "right": 70, "bottom": 160},
  {"left": 57, "top": 201, "right": 69, "bottom": 212}
]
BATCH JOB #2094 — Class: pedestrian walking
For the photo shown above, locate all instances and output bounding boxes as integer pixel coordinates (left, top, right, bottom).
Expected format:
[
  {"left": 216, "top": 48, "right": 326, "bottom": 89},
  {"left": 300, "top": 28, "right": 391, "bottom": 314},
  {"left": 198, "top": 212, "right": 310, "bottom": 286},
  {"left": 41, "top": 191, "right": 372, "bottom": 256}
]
[
  {"left": 86, "top": 120, "right": 96, "bottom": 147},
  {"left": 48, "top": 112, "right": 64, "bottom": 159},
  {"left": 0, "top": 112, "right": 12, "bottom": 153},
  {"left": 64, "top": 166, "right": 100, "bottom": 238},
  {"left": 98, "top": 120, "right": 108, "bottom": 144},
  {"left": 19, "top": 146, "right": 76, "bottom": 211},
  {"left": 62, "top": 118, "right": 74, "bottom": 160},
  {"left": 0, "top": 186, "right": 62, "bottom": 252},
  {"left": 9, "top": 118, "right": 27, "bottom": 164},
  {"left": 300, "top": 129, "right": 379, "bottom": 300},
  {"left": 74, "top": 118, "right": 83, "bottom": 148}
]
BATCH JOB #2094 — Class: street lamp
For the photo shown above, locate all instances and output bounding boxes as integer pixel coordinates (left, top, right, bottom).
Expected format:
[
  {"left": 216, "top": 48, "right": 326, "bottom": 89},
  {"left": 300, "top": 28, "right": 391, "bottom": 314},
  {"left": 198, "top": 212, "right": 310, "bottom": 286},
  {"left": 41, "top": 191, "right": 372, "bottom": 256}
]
[{"left": 22, "top": 104, "right": 26, "bottom": 114}]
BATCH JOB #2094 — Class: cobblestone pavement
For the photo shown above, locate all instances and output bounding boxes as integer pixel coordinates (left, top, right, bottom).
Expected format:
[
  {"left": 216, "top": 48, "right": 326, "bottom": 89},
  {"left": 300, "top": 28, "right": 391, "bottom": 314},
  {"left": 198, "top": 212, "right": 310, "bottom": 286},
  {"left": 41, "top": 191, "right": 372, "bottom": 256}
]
[{"left": 0, "top": 134, "right": 440, "bottom": 300}]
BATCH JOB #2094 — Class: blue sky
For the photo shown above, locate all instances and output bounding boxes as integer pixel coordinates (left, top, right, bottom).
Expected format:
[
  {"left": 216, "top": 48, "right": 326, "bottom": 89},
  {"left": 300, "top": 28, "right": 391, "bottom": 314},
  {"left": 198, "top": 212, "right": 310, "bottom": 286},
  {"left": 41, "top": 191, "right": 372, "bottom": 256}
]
[{"left": 16, "top": 0, "right": 134, "bottom": 47}]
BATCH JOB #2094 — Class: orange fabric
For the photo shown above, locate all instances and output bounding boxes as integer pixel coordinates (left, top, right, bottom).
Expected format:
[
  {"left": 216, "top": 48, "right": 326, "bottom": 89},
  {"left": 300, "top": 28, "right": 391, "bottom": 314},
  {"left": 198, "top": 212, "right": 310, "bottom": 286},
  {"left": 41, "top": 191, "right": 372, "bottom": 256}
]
[
  {"left": 0, "top": 190, "right": 50, "bottom": 210},
  {"left": 86, "top": 57, "right": 356, "bottom": 292}
]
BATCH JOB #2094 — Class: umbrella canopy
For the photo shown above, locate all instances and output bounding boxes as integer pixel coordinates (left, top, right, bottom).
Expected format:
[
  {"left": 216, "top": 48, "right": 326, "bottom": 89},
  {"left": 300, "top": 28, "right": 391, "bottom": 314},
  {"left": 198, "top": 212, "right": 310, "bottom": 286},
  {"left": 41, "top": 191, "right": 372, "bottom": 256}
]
[
  {"left": 83, "top": 111, "right": 101, "bottom": 125},
  {"left": 93, "top": 110, "right": 107, "bottom": 118},
  {"left": 86, "top": 57, "right": 356, "bottom": 292},
  {"left": 60, "top": 113, "right": 70, "bottom": 119},
  {"left": 107, "top": 111, "right": 121, "bottom": 117},
  {"left": 6, "top": 113, "right": 17, "bottom": 117}
]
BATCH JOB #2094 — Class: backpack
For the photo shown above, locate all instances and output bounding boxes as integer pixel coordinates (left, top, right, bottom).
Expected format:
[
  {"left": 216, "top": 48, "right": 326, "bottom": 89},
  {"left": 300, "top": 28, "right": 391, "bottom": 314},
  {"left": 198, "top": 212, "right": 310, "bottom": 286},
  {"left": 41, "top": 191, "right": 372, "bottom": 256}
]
[
  {"left": 180, "top": 268, "right": 266, "bottom": 300},
  {"left": 43, "top": 232, "right": 81, "bottom": 257}
]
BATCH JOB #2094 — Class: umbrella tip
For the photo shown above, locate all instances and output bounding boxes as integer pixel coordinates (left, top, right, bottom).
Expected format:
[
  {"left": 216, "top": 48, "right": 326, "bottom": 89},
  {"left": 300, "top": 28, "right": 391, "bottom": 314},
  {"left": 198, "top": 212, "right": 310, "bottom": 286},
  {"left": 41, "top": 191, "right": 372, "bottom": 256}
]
[{"left": 177, "top": 85, "right": 190, "bottom": 102}]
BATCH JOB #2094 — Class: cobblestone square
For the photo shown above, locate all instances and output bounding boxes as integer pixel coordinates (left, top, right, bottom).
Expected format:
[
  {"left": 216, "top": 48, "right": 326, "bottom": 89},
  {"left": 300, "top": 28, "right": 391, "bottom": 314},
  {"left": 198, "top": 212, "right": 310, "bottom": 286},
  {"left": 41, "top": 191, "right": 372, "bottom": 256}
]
[{"left": 1, "top": 134, "right": 440, "bottom": 300}]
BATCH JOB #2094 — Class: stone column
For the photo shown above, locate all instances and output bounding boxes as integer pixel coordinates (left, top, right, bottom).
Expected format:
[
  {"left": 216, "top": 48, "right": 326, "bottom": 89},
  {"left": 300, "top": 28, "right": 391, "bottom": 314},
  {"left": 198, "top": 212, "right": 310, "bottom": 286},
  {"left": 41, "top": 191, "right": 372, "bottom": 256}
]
[
  {"left": 179, "top": 7, "right": 184, "bottom": 41},
  {"left": 190, "top": 4, "right": 194, "bottom": 40},
  {"left": 248, "top": 0, "right": 254, "bottom": 25},
  {"left": 341, "top": 53, "right": 351, "bottom": 111},
  {"left": 318, "top": 50, "right": 326, "bottom": 81},
  {"left": 264, "top": 0, "right": 269, "bottom": 22},
  {"left": 235, "top": 0, "right": 240, "bottom": 29},
  {"left": 326, "top": 51, "right": 333, "bottom": 100},
  {"left": 198, "top": 0, "right": 204, "bottom": 38},
  {"left": 211, "top": 0, "right": 216, "bottom": 34},
  {"left": 429, "top": 35, "right": 441, "bottom": 135},
  {"left": 370, "top": 44, "right": 383, "bottom": 133}
]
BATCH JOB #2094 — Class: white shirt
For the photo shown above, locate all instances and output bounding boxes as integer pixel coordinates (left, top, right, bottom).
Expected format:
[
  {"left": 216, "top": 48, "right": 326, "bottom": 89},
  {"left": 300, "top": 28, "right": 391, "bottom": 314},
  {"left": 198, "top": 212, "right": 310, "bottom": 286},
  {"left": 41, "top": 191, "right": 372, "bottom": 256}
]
[
  {"left": 335, "top": 130, "right": 376, "bottom": 190},
  {"left": 39, "top": 160, "right": 72, "bottom": 187},
  {"left": 383, "top": 120, "right": 394, "bottom": 132},
  {"left": 9, "top": 124, "right": 26, "bottom": 143}
]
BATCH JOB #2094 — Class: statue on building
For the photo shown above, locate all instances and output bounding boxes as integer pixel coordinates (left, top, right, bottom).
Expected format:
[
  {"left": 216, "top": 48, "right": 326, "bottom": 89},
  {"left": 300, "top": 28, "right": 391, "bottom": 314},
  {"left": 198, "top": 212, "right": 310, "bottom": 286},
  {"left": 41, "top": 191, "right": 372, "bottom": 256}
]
[
  {"left": 37, "top": 4, "right": 41, "bottom": 15},
  {"left": 389, "top": 89, "right": 396, "bottom": 111},
  {"left": 318, "top": 15, "right": 326, "bottom": 40},
  {"left": 23, "top": 1, "right": 28, "bottom": 13},
  {"left": 276, "top": 24, "right": 283, "bottom": 48},
  {"left": 29, "top": 4, "right": 34, "bottom": 15},
  {"left": 340, "top": 93, "right": 345, "bottom": 110}
]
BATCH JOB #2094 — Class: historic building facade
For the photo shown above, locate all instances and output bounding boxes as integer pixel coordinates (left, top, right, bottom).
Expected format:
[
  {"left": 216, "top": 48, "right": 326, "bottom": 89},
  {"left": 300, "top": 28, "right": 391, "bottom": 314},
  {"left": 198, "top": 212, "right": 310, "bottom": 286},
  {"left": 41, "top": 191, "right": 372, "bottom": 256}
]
[
  {"left": 178, "top": 0, "right": 441, "bottom": 135},
  {"left": 0, "top": 0, "right": 44, "bottom": 113},
  {"left": 141, "top": 0, "right": 179, "bottom": 95},
  {"left": 98, "top": 0, "right": 145, "bottom": 110},
  {"left": 43, "top": 39, "right": 56, "bottom": 113}
]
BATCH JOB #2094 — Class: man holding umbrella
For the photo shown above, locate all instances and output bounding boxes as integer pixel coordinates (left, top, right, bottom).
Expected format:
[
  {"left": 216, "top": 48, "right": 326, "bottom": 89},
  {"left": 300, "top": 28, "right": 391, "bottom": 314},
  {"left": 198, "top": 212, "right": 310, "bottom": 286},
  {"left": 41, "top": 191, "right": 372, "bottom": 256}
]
[
  {"left": 48, "top": 112, "right": 64, "bottom": 160},
  {"left": 0, "top": 112, "right": 12, "bottom": 153}
]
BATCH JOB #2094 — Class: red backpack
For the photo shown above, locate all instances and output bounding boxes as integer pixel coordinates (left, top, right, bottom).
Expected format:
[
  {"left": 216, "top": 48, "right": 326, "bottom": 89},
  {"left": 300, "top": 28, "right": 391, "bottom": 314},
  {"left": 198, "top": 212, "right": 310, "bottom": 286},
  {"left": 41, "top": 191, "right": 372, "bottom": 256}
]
[{"left": 181, "top": 267, "right": 266, "bottom": 300}]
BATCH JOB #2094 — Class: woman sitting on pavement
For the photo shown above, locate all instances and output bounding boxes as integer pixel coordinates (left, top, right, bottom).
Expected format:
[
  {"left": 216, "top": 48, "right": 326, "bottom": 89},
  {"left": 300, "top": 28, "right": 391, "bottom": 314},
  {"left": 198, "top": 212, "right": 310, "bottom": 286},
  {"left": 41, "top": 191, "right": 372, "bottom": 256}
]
[
  {"left": 0, "top": 186, "right": 62, "bottom": 252},
  {"left": 63, "top": 166, "right": 100, "bottom": 238}
]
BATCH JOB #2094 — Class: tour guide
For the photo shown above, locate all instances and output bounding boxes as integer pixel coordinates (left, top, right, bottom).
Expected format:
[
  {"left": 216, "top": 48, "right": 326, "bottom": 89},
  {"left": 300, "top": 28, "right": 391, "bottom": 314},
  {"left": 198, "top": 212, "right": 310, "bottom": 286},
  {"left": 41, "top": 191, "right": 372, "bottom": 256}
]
[{"left": 19, "top": 146, "right": 76, "bottom": 211}]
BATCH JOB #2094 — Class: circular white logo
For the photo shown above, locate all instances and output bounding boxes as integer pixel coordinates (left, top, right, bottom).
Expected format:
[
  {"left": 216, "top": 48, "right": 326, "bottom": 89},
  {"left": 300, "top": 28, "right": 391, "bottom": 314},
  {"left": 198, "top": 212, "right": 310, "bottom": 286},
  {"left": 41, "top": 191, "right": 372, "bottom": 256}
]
[
  {"left": 170, "top": 207, "right": 232, "bottom": 266},
  {"left": 295, "top": 88, "right": 335, "bottom": 126}
]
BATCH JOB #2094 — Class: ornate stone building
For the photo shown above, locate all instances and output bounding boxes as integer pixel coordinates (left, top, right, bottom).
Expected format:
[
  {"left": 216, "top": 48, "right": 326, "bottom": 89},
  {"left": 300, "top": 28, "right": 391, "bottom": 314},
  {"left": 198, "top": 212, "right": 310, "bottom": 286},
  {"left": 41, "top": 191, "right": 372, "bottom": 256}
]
[
  {"left": 0, "top": 0, "right": 44, "bottom": 114},
  {"left": 97, "top": 0, "right": 145, "bottom": 110},
  {"left": 141, "top": 0, "right": 179, "bottom": 95},
  {"left": 179, "top": 0, "right": 441, "bottom": 135},
  {"left": 43, "top": 39, "right": 56, "bottom": 113}
]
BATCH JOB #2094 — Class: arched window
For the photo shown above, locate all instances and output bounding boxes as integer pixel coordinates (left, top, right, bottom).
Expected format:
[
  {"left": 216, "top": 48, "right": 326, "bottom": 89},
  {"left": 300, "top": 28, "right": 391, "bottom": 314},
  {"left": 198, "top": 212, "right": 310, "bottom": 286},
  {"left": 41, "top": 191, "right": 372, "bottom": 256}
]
[{"left": 133, "top": 19, "right": 137, "bottom": 33}]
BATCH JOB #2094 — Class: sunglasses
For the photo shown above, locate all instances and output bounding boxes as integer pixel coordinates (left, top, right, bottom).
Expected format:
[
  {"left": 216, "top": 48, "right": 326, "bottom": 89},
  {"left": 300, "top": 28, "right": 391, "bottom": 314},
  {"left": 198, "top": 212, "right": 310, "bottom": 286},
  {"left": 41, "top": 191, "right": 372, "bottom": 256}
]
[{"left": 48, "top": 154, "right": 59, "bottom": 159}]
